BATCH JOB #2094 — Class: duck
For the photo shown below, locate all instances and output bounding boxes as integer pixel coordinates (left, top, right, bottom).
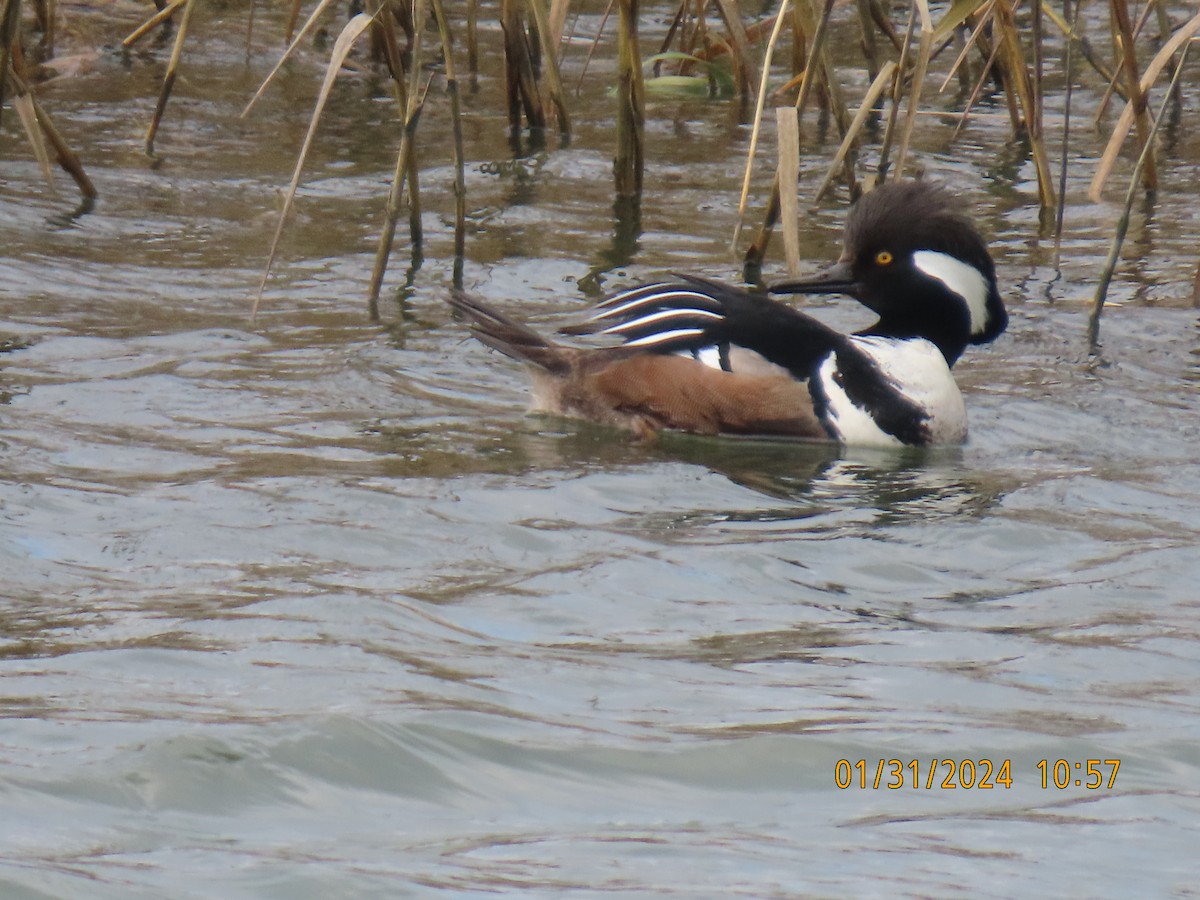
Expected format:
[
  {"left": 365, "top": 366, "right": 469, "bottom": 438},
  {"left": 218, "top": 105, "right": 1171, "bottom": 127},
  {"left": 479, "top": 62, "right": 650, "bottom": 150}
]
[{"left": 447, "top": 180, "right": 1007, "bottom": 448}]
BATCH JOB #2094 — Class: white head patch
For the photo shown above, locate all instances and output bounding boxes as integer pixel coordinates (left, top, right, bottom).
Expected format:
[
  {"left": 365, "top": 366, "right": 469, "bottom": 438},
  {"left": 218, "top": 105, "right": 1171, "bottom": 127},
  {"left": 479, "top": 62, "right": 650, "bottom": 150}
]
[{"left": 912, "top": 250, "right": 991, "bottom": 336}]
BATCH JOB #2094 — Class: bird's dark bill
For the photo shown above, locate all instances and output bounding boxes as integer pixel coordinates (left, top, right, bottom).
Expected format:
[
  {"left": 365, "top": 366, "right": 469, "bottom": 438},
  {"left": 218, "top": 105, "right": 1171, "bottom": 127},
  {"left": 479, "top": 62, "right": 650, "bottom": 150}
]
[{"left": 769, "top": 260, "right": 858, "bottom": 296}]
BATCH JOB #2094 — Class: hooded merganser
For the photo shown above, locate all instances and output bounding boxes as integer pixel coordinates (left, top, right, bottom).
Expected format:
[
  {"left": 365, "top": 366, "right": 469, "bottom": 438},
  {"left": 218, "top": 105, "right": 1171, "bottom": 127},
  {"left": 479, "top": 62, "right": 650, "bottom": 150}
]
[{"left": 448, "top": 181, "right": 1007, "bottom": 447}]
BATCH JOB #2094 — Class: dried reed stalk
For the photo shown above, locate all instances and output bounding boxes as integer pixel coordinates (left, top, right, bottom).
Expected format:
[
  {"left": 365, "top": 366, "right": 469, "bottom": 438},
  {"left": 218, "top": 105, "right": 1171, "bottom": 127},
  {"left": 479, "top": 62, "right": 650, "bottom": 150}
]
[
  {"left": 742, "top": 0, "right": 835, "bottom": 267},
  {"left": 1089, "top": 39, "right": 1192, "bottom": 351},
  {"left": 12, "top": 90, "right": 54, "bottom": 188},
  {"left": 775, "top": 106, "right": 801, "bottom": 276},
  {"left": 892, "top": 0, "right": 931, "bottom": 180},
  {"left": 501, "top": 0, "right": 545, "bottom": 132},
  {"left": 943, "top": 2, "right": 1003, "bottom": 142},
  {"left": 614, "top": 0, "right": 644, "bottom": 197},
  {"left": 1109, "top": 0, "right": 1156, "bottom": 193},
  {"left": 712, "top": 0, "right": 753, "bottom": 104},
  {"left": 526, "top": 0, "right": 571, "bottom": 139},
  {"left": 285, "top": 0, "right": 301, "bottom": 43},
  {"left": 548, "top": 0, "right": 571, "bottom": 48},
  {"left": 122, "top": 0, "right": 187, "bottom": 48},
  {"left": 1089, "top": 9, "right": 1200, "bottom": 200},
  {"left": 256, "top": 12, "right": 377, "bottom": 319},
  {"left": 242, "top": 0, "right": 343, "bottom": 116},
  {"left": 815, "top": 60, "right": 896, "bottom": 201},
  {"left": 467, "top": 0, "right": 479, "bottom": 75},
  {"left": 144, "top": 0, "right": 195, "bottom": 155},
  {"left": 368, "top": 0, "right": 407, "bottom": 84},
  {"left": 431, "top": 0, "right": 467, "bottom": 281},
  {"left": 32, "top": 0, "right": 55, "bottom": 57},
  {"left": 855, "top": 0, "right": 879, "bottom": 84},
  {"left": 732, "top": 0, "right": 791, "bottom": 252},
  {"left": 1053, "top": 0, "right": 1083, "bottom": 268},
  {"left": 1041, "top": 1, "right": 1124, "bottom": 101},
  {"left": 991, "top": 0, "right": 1055, "bottom": 209},
  {"left": 0, "top": 0, "right": 24, "bottom": 131},
  {"left": 6, "top": 63, "right": 95, "bottom": 201},
  {"left": 368, "top": 0, "right": 428, "bottom": 315},
  {"left": 876, "top": 3, "right": 917, "bottom": 182}
]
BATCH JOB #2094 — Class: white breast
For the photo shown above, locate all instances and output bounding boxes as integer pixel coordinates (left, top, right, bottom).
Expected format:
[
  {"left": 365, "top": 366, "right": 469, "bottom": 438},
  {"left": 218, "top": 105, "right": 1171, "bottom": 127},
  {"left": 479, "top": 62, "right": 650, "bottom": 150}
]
[{"left": 818, "top": 336, "right": 967, "bottom": 447}]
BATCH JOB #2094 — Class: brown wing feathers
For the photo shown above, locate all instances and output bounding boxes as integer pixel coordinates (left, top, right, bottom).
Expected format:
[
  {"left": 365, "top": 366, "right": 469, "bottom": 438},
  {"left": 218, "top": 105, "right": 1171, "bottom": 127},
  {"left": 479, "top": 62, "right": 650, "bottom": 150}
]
[
  {"left": 590, "top": 355, "right": 823, "bottom": 437},
  {"left": 448, "top": 290, "right": 826, "bottom": 440}
]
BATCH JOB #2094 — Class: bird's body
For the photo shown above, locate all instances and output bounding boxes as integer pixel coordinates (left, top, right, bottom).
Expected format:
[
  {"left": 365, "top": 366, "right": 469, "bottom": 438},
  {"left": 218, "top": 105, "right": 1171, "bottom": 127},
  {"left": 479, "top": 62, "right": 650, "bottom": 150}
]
[{"left": 448, "top": 181, "right": 1007, "bottom": 448}]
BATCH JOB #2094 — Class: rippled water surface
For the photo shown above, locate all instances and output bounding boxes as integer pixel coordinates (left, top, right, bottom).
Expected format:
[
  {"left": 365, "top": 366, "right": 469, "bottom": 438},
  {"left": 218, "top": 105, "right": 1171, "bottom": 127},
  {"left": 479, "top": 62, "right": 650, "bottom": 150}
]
[{"left": 3, "top": 5, "right": 1200, "bottom": 897}]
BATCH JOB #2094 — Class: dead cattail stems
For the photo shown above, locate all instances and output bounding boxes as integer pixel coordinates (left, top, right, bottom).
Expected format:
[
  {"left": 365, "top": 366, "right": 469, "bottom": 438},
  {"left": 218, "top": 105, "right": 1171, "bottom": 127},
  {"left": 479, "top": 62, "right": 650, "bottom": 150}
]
[
  {"left": 369, "top": 0, "right": 408, "bottom": 84},
  {"left": 1089, "top": 39, "right": 1193, "bottom": 351},
  {"left": 1109, "top": 0, "right": 1156, "bottom": 193},
  {"left": 466, "top": 0, "right": 479, "bottom": 77},
  {"left": 1089, "top": 9, "right": 1200, "bottom": 200},
  {"left": 1053, "top": 0, "right": 1083, "bottom": 268},
  {"left": 12, "top": 91, "right": 55, "bottom": 189},
  {"left": 815, "top": 60, "right": 896, "bottom": 201},
  {"left": 789, "top": 0, "right": 806, "bottom": 81},
  {"left": 526, "top": 0, "right": 571, "bottom": 139},
  {"left": 285, "top": 0, "right": 301, "bottom": 44},
  {"left": 257, "top": 12, "right": 378, "bottom": 319},
  {"left": 775, "top": 106, "right": 801, "bottom": 276},
  {"left": 967, "top": 8, "right": 1022, "bottom": 135},
  {"left": 500, "top": 0, "right": 544, "bottom": 132},
  {"left": 712, "top": 0, "right": 753, "bottom": 106},
  {"left": 653, "top": 0, "right": 686, "bottom": 75},
  {"left": 6, "top": 63, "right": 96, "bottom": 202},
  {"left": 732, "top": 0, "right": 791, "bottom": 252},
  {"left": 940, "top": 0, "right": 994, "bottom": 93},
  {"left": 1032, "top": 0, "right": 1043, "bottom": 137},
  {"left": 1151, "top": 0, "right": 1183, "bottom": 104},
  {"left": 0, "top": 0, "right": 24, "bottom": 129},
  {"left": 990, "top": 0, "right": 1056, "bottom": 210},
  {"left": 547, "top": 0, "right": 571, "bottom": 50},
  {"left": 32, "top": 0, "right": 55, "bottom": 58},
  {"left": 941, "top": 0, "right": 995, "bottom": 123},
  {"left": 1041, "top": 1, "right": 1125, "bottom": 102},
  {"left": 855, "top": 0, "right": 879, "bottom": 84},
  {"left": 876, "top": 3, "right": 917, "bottom": 182},
  {"left": 369, "top": 2, "right": 428, "bottom": 317},
  {"left": 743, "top": 0, "right": 834, "bottom": 268},
  {"left": 866, "top": 0, "right": 903, "bottom": 53},
  {"left": 430, "top": 0, "right": 467, "bottom": 281},
  {"left": 613, "top": 0, "right": 644, "bottom": 198},
  {"left": 893, "top": 0, "right": 933, "bottom": 180},
  {"left": 389, "top": 0, "right": 416, "bottom": 66},
  {"left": 144, "top": 0, "right": 196, "bottom": 156},
  {"left": 242, "top": 0, "right": 343, "bottom": 116},
  {"left": 122, "top": 0, "right": 188, "bottom": 48},
  {"left": 576, "top": 0, "right": 615, "bottom": 93}
]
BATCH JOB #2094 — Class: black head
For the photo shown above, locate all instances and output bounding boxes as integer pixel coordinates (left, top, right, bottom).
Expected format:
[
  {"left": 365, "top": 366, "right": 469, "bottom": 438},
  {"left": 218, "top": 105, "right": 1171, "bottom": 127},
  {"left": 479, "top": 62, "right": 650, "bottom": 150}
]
[{"left": 770, "top": 181, "right": 1007, "bottom": 366}]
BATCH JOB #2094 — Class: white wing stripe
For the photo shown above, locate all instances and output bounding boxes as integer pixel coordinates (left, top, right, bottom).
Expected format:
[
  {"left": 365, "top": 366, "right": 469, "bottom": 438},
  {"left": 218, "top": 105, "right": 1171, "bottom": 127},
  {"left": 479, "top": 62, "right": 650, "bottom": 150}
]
[
  {"left": 589, "top": 289, "right": 724, "bottom": 321},
  {"left": 622, "top": 328, "right": 708, "bottom": 348},
  {"left": 596, "top": 283, "right": 675, "bottom": 306},
  {"left": 600, "top": 307, "right": 723, "bottom": 334}
]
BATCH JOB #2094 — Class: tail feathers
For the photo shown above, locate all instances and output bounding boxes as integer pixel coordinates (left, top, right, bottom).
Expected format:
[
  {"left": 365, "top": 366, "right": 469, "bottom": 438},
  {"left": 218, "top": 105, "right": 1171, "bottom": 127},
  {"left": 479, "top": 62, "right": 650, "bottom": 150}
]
[{"left": 448, "top": 290, "right": 571, "bottom": 375}]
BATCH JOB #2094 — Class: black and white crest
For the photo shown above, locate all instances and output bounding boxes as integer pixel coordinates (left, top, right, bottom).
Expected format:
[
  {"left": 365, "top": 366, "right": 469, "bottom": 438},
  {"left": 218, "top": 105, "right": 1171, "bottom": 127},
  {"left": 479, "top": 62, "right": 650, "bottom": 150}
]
[{"left": 770, "top": 181, "right": 1008, "bottom": 365}]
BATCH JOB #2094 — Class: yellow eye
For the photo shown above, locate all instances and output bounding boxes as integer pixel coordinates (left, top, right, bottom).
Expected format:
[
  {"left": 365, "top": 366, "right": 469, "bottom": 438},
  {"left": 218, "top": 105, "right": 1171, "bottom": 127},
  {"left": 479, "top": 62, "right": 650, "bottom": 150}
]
[{"left": 875, "top": 250, "right": 894, "bottom": 266}]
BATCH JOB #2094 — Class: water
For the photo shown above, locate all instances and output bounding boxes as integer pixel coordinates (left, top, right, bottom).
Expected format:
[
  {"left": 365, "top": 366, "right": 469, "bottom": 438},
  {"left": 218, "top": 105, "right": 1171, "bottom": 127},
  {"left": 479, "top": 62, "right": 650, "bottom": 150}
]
[{"left": 2, "top": 4, "right": 1200, "bottom": 897}]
